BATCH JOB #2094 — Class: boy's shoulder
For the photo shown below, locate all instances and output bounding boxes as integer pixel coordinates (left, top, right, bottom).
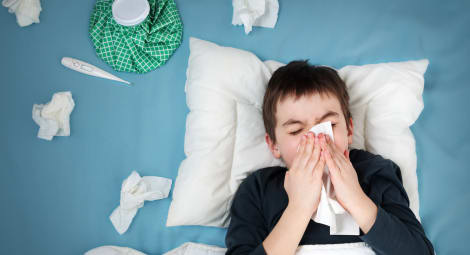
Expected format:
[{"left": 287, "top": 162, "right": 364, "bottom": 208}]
[
  {"left": 237, "top": 166, "right": 287, "bottom": 195},
  {"left": 349, "top": 148, "right": 404, "bottom": 187},
  {"left": 349, "top": 148, "right": 388, "bottom": 165},
  {"left": 350, "top": 148, "right": 399, "bottom": 166},
  {"left": 243, "top": 166, "right": 287, "bottom": 185}
]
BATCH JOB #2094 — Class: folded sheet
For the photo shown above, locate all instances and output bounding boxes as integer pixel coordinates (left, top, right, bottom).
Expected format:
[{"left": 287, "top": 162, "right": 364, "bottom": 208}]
[
  {"left": 163, "top": 242, "right": 375, "bottom": 255},
  {"left": 84, "top": 245, "right": 146, "bottom": 255}
]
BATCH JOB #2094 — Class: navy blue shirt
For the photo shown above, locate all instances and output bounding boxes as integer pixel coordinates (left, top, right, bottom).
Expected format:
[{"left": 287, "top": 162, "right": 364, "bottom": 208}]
[{"left": 225, "top": 149, "right": 434, "bottom": 255}]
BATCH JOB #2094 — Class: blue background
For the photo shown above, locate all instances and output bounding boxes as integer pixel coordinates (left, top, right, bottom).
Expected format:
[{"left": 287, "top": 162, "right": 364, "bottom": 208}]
[{"left": 1, "top": 0, "right": 469, "bottom": 254}]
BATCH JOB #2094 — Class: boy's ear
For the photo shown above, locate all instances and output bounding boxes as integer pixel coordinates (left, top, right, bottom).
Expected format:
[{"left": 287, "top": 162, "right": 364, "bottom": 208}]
[
  {"left": 347, "top": 117, "right": 354, "bottom": 145},
  {"left": 265, "top": 133, "right": 281, "bottom": 159}
]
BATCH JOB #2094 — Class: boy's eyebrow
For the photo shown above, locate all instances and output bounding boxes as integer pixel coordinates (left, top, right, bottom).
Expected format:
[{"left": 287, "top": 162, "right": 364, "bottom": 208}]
[
  {"left": 316, "top": 111, "right": 339, "bottom": 123},
  {"left": 282, "top": 111, "right": 339, "bottom": 127},
  {"left": 282, "top": 119, "right": 303, "bottom": 127}
]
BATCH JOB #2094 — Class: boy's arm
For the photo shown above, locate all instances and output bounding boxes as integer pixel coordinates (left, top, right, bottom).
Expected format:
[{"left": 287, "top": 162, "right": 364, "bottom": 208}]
[
  {"left": 227, "top": 134, "right": 324, "bottom": 255},
  {"left": 225, "top": 174, "right": 270, "bottom": 255},
  {"left": 358, "top": 163, "right": 435, "bottom": 255},
  {"left": 262, "top": 203, "right": 311, "bottom": 255},
  {"left": 225, "top": 174, "right": 310, "bottom": 255},
  {"left": 321, "top": 137, "right": 434, "bottom": 254}
]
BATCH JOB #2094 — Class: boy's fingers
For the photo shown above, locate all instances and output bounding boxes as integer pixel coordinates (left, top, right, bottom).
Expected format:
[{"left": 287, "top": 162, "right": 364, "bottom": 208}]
[
  {"left": 304, "top": 132, "right": 315, "bottom": 156},
  {"left": 322, "top": 135, "right": 342, "bottom": 166},
  {"left": 325, "top": 136, "right": 338, "bottom": 156},
  {"left": 323, "top": 147, "right": 340, "bottom": 181},
  {"left": 312, "top": 135, "right": 321, "bottom": 160},
  {"left": 291, "top": 135, "right": 307, "bottom": 172},
  {"left": 331, "top": 150, "right": 344, "bottom": 170},
  {"left": 296, "top": 135, "right": 305, "bottom": 153},
  {"left": 326, "top": 137, "right": 348, "bottom": 168},
  {"left": 306, "top": 135, "right": 321, "bottom": 172},
  {"left": 326, "top": 135, "right": 348, "bottom": 165},
  {"left": 299, "top": 134, "right": 307, "bottom": 151},
  {"left": 323, "top": 139, "right": 341, "bottom": 179},
  {"left": 313, "top": 153, "right": 326, "bottom": 179},
  {"left": 300, "top": 133, "right": 314, "bottom": 168},
  {"left": 298, "top": 135, "right": 307, "bottom": 155}
]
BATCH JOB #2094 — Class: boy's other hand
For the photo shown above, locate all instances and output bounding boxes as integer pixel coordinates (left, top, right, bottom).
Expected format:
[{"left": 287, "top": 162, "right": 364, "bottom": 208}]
[
  {"left": 320, "top": 135, "right": 366, "bottom": 213},
  {"left": 320, "top": 135, "right": 378, "bottom": 233},
  {"left": 284, "top": 132, "right": 325, "bottom": 217}
]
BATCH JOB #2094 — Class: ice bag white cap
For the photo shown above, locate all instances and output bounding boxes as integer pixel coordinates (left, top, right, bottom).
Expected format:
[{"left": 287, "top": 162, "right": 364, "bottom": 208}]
[
  {"left": 112, "top": 0, "right": 149, "bottom": 26},
  {"left": 309, "top": 121, "right": 359, "bottom": 235}
]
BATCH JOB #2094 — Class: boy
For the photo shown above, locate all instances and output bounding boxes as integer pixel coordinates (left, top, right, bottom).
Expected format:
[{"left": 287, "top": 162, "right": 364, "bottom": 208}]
[{"left": 225, "top": 61, "right": 434, "bottom": 255}]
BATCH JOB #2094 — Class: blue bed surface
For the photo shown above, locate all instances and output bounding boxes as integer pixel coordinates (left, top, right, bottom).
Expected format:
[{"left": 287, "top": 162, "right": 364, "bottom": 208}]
[{"left": 1, "top": 0, "right": 469, "bottom": 254}]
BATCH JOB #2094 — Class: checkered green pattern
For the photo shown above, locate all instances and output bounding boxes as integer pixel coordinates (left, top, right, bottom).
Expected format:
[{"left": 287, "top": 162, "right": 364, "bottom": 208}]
[{"left": 89, "top": 0, "right": 183, "bottom": 73}]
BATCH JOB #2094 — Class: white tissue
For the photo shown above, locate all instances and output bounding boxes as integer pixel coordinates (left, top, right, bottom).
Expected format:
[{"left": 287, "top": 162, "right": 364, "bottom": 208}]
[
  {"left": 32, "top": 91, "right": 75, "bottom": 141},
  {"left": 232, "top": 0, "right": 279, "bottom": 34},
  {"left": 110, "top": 171, "right": 172, "bottom": 235},
  {"left": 2, "top": 0, "right": 41, "bottom": 27},
  {"left": 309, "top": 121, "right": 359, "bottom": 235},
  {"left": 85, "top": 246, "right": 146, "bottom": 255}
]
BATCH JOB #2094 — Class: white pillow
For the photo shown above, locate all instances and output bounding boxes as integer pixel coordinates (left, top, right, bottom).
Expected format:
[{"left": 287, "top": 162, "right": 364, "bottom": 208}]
[
  {"left": 166, "top": 37, "right": 428, "bottom": 227},
  {"left": 339, "top": 60, "right": 427, "bottom": 222}
]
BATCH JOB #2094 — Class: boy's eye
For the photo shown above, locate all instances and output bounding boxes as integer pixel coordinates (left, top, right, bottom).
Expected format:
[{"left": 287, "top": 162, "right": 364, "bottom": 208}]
[
  {"left": 332, "top": 123, "right": 337, "bottom": 127},
  {"left": 289, "top": 129, "right": 302, "bottom": 135}
]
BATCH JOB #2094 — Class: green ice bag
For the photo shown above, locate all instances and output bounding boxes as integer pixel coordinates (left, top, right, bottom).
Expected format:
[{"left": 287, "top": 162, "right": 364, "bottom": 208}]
[{"left": 89, "top": 0, "right": 183, "bottom": 73}]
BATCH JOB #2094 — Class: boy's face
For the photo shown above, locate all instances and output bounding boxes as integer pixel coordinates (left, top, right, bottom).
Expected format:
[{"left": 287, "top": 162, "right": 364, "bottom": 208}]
[{"left": 266, "top": 92, "right": 353, "bottom": 169}]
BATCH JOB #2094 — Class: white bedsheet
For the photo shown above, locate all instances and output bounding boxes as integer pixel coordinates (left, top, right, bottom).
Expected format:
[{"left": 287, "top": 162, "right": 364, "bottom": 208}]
[{"left": 163, "top": 242, "right": 375, "bottom": 255}]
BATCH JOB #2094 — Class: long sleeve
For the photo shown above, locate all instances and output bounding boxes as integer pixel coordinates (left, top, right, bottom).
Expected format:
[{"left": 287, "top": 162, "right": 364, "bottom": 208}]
[
  {"left": 225, "top": 174, "right": 268, "bottom": 255},
  {"left": 359, "top": 161, "right": 435, "bottom": 255}
]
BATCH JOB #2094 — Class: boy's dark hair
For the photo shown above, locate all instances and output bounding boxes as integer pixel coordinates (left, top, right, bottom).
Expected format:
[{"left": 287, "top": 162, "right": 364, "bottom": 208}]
[{"left": 262, "top": 60, "right": 352, "bottom": 143}]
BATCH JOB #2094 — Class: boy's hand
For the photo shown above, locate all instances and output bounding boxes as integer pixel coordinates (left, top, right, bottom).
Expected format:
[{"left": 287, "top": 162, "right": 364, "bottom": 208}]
[
  {"left": 320, "top": 134, "right": 378, "bottom": 233},
  {"left": 319, "top": 135, "right": 366, "bottom": 213},
  {"left": 284, "top": 132, "right": 325, "bottom": 217}
]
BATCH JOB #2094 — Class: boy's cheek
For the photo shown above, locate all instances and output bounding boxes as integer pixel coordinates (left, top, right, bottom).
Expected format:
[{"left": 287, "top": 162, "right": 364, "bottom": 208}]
[
  {"left": 333, "top": 137, "right": 348, "bottom": 154},
  {"left": 284, "top": 142, "right": 299, "bottom": 168}
]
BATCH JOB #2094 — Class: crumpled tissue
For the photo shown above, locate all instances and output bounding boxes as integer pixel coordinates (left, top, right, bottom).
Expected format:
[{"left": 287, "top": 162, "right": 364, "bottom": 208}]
[
  {"left": 2, "top": 0, "right": 42, "bottom": 27},
  {"left": 232, "top": 0, "right": 279, "bottom": 34},
  {"left": 310, "top": 121, "right": 359, "bottom": 235},
  {"left": 110, "top": 171, "right": 172, "bottom": 235},
  {"left": 32, "top": 91, "right": 75, "bottom": 141}
]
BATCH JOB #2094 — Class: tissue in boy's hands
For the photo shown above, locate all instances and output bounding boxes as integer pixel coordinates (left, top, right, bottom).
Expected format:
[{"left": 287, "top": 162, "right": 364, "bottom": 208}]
[
  {"left": 309, "top": 121, "right": 359, "bottom": 235},
  {"left": 232, "top": 0, "right": 279, "bottom": 34}
]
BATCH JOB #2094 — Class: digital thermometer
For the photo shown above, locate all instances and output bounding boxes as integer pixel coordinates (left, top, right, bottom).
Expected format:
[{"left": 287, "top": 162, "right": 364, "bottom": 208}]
[{"left": 61, "top": 57, "right": 131, "bottom": 86}]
